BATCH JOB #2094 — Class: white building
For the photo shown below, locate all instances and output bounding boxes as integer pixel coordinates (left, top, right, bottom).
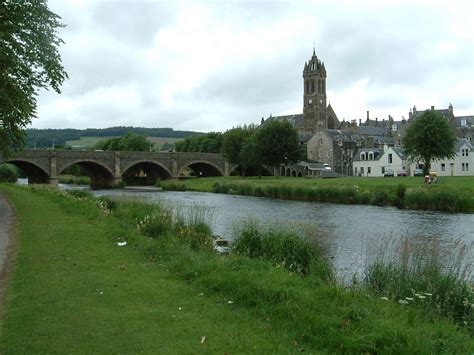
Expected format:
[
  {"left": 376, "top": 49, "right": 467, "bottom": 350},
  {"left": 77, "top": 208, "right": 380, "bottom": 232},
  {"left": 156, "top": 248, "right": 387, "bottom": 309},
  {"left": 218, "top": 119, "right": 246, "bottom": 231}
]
[
  {"left": 353, "top": 145, "right": 406, "bottom": 177},
  {"left": 425, "top": 139, "right": 473, "bottom": 176}
]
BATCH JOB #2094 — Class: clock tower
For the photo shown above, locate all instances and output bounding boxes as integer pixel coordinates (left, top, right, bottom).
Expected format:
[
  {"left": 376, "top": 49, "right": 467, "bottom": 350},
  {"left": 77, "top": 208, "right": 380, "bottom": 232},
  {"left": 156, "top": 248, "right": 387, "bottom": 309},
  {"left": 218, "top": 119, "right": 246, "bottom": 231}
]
[{"left": 303, "top": 48, "right": 327, "bottom": 133}]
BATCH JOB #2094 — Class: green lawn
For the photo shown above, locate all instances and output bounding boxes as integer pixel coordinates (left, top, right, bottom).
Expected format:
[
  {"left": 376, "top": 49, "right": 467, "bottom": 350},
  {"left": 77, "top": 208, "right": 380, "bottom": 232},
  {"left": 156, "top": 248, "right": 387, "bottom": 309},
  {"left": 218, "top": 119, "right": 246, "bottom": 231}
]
[
  {"left": 169, "top": 175, "right": 474, "bottom": 191},
  {"left": 0, "top": 186, "right": 299, "bottom": 353},
  {"left": 0, "top": 185, "right": 472, "bottom": 353}
]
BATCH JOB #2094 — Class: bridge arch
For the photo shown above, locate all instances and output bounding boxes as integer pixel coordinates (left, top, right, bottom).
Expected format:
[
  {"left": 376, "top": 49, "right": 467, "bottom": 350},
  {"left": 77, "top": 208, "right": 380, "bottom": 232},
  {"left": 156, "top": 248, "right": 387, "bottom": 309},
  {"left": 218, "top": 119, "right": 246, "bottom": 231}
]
[
  {"left": 59, "top": 159, "right": 116, "bottom": 189},
  {"left": 179, "top": 160, "right": 224, "bottom": 177},
  {"left": 4, "top": 159, "right": 50, "bottom": 184},
  {"left": 121, "top": 160, "right": 172, "bottom": 185}
]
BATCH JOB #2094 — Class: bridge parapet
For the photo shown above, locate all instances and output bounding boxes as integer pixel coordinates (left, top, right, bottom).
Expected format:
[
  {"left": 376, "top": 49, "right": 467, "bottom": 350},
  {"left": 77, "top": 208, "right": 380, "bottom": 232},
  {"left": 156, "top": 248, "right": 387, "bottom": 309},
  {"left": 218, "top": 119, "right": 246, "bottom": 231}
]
[{"left": 1, "top": 149, "right": 236, "bottom": 187}]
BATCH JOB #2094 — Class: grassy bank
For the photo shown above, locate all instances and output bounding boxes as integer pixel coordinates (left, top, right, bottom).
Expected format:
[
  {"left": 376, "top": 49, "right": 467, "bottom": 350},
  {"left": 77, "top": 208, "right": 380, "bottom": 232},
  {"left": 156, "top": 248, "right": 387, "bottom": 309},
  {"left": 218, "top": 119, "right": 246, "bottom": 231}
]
[
  {"left": 0, "top": 185, "right": 473, "bottom": 353},
  {"left": 158, "top": 176, "right": 474, "bottom": 213}
]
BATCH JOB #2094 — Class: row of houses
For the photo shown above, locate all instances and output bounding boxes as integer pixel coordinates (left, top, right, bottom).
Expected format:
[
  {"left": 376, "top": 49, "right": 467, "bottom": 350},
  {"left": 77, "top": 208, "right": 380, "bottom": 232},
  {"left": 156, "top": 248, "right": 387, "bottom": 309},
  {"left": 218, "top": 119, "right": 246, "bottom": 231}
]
[
  {"left": 352, "top": 139, "right": 473, "bottom": 177},
  {"left": 303, "top": 106, "right": 473, "bottom": 177}
]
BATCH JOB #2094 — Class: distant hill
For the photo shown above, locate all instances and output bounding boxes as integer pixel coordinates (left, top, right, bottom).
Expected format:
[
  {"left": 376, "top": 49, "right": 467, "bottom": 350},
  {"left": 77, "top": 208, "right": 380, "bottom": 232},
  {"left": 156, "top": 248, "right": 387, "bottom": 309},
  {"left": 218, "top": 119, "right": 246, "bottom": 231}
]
[{"left": 25, "top": 127, "right": 204, "bottom": 149}]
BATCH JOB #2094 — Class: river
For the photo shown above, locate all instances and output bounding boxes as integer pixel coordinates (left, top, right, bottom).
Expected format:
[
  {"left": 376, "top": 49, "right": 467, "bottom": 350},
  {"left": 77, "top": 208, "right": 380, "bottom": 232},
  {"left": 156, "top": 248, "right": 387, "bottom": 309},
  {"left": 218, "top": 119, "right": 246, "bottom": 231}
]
[{"left": 89, "top": 188, "right": 474, "bottom": 281}]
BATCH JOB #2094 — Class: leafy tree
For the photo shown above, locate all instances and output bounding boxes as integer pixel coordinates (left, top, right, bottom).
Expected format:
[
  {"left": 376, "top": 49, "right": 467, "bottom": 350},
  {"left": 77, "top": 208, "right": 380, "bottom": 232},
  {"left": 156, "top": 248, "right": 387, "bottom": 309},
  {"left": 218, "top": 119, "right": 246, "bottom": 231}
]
[
  {"left": 403, "top": 111, "right": 457, "bottom": 175},
  {"left": 255, "top": 120, "right": 301, "bottom": 167},
  {"left": 175, "top": 132, "right": 222, "bottom": 153},
  {"left": 0, "top": 1, "right": 68, "bottom": 156},
  {"left": 221, "top": 125, "right": 256, "bottom": 176},
  {"left": 241, "top": 133, "right": 264, "bottom": 177},
  {"left": 94, "top": 132, "right": 153, "bottom": 151}
]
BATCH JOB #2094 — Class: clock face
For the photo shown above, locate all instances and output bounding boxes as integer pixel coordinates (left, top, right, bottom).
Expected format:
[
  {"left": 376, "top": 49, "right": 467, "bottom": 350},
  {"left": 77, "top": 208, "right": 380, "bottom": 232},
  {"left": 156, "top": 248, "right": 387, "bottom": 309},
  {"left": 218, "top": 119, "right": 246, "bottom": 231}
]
[
  {"left": 320, "top": 99, "right": 323, "bottom": 104},
  {"left": 308, "top": 99, "right": 313, "bottom": 104}
]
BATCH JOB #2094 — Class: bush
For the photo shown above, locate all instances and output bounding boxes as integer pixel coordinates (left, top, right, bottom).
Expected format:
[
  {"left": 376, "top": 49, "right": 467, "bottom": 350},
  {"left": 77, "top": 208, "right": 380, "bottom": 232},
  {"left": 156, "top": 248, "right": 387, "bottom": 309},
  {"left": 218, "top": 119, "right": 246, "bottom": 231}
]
[
  {"left": 0, "top": 164, "right": 19, "bottom": 183},
  {"left": 233, "top": 220, "right": 332, "bottom": 279}
]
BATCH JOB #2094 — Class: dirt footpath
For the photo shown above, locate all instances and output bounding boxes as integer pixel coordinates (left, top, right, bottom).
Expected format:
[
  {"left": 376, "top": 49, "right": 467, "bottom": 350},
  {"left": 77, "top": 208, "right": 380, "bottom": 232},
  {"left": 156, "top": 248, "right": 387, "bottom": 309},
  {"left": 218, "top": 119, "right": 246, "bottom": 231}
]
[{"left": 0, "top": 192, "right": 15, "bottom": 307}]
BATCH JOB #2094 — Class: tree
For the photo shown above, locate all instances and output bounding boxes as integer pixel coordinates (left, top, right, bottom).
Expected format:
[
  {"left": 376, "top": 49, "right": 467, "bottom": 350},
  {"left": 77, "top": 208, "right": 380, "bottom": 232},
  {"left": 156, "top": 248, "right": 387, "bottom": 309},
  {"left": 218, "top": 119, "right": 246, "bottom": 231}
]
[
  {"left": 174, "top": 132, "right": 223, "bottom": 153},
  {"left": 241, "top": 132, "right": 264, "bottom": 177},
  {"left": 221, "top": 124, "right": 256, "bottom": 176},
  {"left": 255, "top": 120, "right": 301, "bottom": 167},
  {"left": 0, "top": 1, "right": 68, "bottom": 156},
  {"left": 403, "top": 111, "right": 457, "bottom": 175}
]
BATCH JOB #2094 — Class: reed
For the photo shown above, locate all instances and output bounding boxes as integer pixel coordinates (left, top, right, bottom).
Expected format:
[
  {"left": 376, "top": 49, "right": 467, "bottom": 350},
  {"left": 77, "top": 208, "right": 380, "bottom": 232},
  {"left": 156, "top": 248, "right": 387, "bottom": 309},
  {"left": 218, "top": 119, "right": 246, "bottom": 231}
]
[{"left": 363, "top": 237, "right": 474, "bottom": 333}]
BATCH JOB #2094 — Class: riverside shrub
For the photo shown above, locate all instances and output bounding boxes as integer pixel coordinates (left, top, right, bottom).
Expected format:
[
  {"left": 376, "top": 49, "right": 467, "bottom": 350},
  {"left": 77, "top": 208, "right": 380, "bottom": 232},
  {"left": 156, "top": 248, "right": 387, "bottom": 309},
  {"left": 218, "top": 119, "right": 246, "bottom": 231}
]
[{"left": 233, "top": 220, "right": 332, "bottom": 280}]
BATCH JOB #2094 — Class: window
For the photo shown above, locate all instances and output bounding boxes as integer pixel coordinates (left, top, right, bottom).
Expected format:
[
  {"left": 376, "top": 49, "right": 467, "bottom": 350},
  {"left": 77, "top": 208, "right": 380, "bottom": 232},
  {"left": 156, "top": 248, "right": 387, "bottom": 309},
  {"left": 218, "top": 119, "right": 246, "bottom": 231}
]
[
  {"left": 368, "top": 153, "right": 373, "bottom": 160},
  {"left": 361, "top": 167, "right": 364, "bottom": 174},
  {"left": 388, "top": 153, "right": 393, "bottom": 164},
  {"left": 361, "top": 152, "right": 366, "bottom": 161},
  {"left": 441, "top": 163, "right": 445, "bottom": 172},
  {"left": 368, "top": 167, "right": 371, "bottom": 174},
  {"left": 354, "top": 167, "right": 358, "bottom": 175},
  {"left": 381, "top": 167, "right": 385, "bottom": 174},
  {"left": 461, "top": 148, "right": 469, "bottom": 157},
  {"left": 461, "top": 119, "right": 467, "bottom": 126},
  {"left": 462, "top": 163, "right": 469, "bottom": 171}
]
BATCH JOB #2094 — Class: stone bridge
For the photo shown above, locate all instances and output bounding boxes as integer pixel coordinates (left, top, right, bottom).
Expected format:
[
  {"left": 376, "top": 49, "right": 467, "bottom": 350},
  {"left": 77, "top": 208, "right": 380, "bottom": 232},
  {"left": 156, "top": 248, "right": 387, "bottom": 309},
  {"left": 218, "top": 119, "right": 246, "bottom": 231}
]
[{"left": 0, "top": 150, "right": 236, "bottom": 188}]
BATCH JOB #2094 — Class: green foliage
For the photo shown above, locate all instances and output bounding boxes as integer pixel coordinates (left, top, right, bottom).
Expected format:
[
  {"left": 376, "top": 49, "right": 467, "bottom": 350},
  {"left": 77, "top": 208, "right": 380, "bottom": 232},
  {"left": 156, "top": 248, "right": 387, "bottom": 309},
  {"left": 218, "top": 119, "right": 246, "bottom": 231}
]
[
  {"left": 403, "top": 111, "right": 457, "bottom": 174},
  {"left": 0, "top": 164, "right": 19, "bottom": 182},
  {"left": 0, "top": 1, "right": 67, "bottom": 156},
  {"left": 94, "top": 132, "right": 153, "bottom": 151},
  {"left": 221, "top": 125, "right": 256, "bottom": 175},
  {"left": 233, "top": 220, "right": 333, "bottom": 278},
  {"left": 255, "top": 120, "right": 302, "bottom": 167},
  {"left": 364, "top": 238, "right": 474, "bottom": 333},
  {"left": 240, "top": 133, "right": 264, "bottom": 176},
  {"left": 174, "top": 132, "right": 223, "bottom": 153}
]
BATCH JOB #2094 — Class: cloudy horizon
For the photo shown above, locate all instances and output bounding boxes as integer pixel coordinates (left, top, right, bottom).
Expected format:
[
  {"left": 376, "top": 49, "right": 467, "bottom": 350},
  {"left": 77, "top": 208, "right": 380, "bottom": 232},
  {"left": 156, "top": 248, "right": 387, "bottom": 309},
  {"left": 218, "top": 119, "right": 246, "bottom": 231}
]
[{"left": 34, "top": 0, "right": 474, "bottom": 132}]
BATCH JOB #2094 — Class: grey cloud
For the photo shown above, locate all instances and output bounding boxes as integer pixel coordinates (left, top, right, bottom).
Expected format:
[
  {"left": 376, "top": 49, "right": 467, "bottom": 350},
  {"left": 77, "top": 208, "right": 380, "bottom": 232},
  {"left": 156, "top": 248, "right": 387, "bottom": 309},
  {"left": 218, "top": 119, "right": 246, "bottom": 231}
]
[{"left": 91, "top": 1, "right": 177, "bottom": 46}]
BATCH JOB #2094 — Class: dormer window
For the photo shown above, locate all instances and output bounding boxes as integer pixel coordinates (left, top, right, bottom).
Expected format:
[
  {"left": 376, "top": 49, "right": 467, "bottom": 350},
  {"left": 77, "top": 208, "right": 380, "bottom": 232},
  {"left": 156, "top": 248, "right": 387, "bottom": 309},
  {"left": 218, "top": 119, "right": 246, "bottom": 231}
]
[
  {"left": 461, "top": 119, "right": 467, "bottom": 126},
  {"left": 361, "top": 152, "right": 366, "bottom": 161},
  {"left": 368, "top": 151, "right": 374, "bottom": 160}
]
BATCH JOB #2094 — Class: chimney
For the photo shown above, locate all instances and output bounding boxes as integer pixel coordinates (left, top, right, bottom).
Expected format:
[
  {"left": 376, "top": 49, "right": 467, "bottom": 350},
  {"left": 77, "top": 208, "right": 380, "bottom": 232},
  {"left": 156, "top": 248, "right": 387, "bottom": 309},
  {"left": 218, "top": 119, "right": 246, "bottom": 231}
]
[
  {"left": 359, "top": 119, "right": 362, "bottom": 126},
  {"left": 375, "top": 117, "right": 378, "bottom": 126},
  {"left": 366, "top": 110, "right": 370, "bottom": 120},
  {"left": 261, "top": 117, "right": 264, "bottom": 124},
  {"left": 431, "top": 105, "right": 435, "bottom": 110}
]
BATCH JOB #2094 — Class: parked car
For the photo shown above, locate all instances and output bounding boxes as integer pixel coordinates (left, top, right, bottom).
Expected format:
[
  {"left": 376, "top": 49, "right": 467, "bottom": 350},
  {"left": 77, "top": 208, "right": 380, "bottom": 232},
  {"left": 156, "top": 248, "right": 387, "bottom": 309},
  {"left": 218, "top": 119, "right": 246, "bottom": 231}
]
[
  {"left": 397, "top": 169, "right": 407, "bottom": 177},
  {"left": 384, "top": 168, "right": 394, "bottom": 177},
  {"left": 413, "top": 168, "right": 424, "bottom": 176}
]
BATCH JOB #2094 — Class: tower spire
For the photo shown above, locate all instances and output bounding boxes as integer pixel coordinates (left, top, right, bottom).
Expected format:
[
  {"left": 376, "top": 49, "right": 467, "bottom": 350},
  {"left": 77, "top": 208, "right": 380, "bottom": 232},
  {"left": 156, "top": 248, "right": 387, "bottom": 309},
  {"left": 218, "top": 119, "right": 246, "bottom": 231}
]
[{"left": 313, "top": 42, "right": 316, "bottom": 56}]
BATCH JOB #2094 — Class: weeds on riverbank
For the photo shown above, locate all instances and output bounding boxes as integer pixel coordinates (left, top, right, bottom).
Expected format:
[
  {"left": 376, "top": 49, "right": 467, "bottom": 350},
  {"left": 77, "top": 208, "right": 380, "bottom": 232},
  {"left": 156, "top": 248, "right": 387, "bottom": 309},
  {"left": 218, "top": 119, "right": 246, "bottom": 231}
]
[
  {"left": 58, "top": 174, "right": 90, "bottom": 185},
  {"left": 233, "top": 220, "right": 332, "bottom": 280},
  {"left": 363, "top": 237, "right": 474, "bottom": 333},
  {"left": 159, "top": 177, "right": 474, "bottom": 213}
]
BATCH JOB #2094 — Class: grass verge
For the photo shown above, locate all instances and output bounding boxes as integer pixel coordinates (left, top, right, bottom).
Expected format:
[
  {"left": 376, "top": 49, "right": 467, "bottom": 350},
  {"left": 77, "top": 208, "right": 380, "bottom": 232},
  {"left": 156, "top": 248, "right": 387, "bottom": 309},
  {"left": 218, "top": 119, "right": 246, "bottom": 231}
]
[
  {"left": 158, "top": 176, "right": 474, "bottom": 213},
  {"left": 0, "top": 185, "right": 473, "bottom": 353}
]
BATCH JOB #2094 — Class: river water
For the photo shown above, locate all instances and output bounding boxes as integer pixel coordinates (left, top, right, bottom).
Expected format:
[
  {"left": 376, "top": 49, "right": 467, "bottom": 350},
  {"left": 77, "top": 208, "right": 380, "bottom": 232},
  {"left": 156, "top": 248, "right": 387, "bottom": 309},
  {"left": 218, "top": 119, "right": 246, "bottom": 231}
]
[{"left": 89, "top": 188, "right": 473, "bottom": 281}]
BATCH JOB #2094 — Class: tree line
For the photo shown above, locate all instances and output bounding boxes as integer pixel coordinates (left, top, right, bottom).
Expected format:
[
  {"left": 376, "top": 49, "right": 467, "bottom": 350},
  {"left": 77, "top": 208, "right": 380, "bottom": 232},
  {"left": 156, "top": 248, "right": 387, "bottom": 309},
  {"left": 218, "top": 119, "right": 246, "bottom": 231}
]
[
  {"left": 24, "top": 127, "right": 202, "bottom": 149},
  {"left": 176, "top": 120, "right": 303, "bottom": 176}
]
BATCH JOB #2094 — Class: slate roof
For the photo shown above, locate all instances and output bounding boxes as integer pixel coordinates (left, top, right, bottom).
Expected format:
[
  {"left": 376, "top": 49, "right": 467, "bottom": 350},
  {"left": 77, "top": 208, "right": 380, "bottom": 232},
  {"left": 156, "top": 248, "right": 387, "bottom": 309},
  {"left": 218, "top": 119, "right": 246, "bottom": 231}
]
[
  {"left": 357, "top": 125, "right": 390, "bottom": 137},
  {"left": 453, "top": 116, "right": 473, "bottom": 127},
  {"left": 456, "top": 138, "right": 473, "bottom": 151},
  {"left": 353, "top": 148, "right": 384, "bottom": 161},
  {"left": 261, "top": 113, "right": 304, "bottom": 129},
  {"left": 412, "top": 108, "right": 452, "bottom": 120}
]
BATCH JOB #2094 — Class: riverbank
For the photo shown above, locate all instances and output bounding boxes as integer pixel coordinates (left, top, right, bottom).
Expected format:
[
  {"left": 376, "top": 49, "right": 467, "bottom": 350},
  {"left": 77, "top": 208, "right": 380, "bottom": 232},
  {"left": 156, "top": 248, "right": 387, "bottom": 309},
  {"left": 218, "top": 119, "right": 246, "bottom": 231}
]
[
  {"left": 0, "top": 184, "right": 472, "bottom": 352},
  {"left": 158, "top": 176, "right": 474, "bottom": 213}
]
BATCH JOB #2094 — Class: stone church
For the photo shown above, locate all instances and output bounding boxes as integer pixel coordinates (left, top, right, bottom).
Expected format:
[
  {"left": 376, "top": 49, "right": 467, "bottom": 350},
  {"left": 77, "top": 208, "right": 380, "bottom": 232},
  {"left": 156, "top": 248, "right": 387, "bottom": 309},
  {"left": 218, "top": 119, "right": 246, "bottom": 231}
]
[{"left": 260, "top": 48, "right": 340, "bottom": 139}]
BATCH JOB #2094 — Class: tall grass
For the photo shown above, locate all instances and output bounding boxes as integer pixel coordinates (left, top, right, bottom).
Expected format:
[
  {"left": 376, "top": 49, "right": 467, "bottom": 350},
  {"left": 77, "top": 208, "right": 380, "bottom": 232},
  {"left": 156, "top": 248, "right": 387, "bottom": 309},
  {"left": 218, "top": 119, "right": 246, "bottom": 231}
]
[
  {"left": 232, "top": 219, "right": 333, "bottom": 281},
  {"left": 363, "top": 237, "right": 474, "bottom": 333}
]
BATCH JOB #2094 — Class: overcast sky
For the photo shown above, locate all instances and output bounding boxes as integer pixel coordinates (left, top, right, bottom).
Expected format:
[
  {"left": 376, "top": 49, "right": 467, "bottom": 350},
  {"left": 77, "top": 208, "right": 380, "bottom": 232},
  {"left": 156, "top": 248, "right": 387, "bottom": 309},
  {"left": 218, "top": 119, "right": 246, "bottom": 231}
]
[{"left": 35, "top": 0, "right": 474, "bottom": 132}]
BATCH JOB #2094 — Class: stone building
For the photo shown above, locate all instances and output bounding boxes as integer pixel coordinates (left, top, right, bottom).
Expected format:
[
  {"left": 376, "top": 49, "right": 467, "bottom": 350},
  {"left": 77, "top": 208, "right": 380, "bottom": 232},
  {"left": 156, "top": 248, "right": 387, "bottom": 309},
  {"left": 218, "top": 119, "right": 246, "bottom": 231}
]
[{"left": 260, "top": 48, "right": 340, "bottom": 138}]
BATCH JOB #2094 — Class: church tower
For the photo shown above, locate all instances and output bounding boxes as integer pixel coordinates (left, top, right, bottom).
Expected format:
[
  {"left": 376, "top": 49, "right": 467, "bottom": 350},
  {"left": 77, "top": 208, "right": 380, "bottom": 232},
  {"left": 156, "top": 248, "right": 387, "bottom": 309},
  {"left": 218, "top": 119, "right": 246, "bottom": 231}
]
[{"left": 303, "top": 48, "right": 327, "bottom": 133}]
